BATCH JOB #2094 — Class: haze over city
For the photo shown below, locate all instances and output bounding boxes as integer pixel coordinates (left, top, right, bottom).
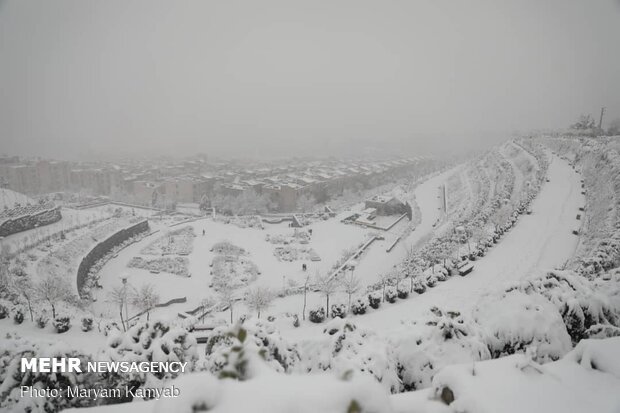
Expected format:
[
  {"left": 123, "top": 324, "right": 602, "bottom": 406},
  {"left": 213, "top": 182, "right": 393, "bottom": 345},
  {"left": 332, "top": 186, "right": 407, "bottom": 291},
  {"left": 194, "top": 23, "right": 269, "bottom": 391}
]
[{"left": 1, "top": 0, "right": 619, "bottom": 160}]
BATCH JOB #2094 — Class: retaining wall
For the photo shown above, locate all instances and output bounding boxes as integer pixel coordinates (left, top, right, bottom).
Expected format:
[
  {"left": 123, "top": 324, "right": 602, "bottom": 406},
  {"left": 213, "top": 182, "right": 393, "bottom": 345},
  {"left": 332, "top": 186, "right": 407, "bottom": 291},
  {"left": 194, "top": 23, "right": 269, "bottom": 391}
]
[{"left": 76, "top": 220, "right": 150, "bottom": 297}]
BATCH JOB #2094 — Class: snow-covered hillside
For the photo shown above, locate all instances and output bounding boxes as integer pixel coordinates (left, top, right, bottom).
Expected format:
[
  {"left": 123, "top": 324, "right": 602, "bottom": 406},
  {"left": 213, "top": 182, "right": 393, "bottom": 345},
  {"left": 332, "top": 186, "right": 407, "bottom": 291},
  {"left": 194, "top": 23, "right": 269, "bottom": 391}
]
[{"left": 0, "top": 187, "right": 33, "bottom": 209}]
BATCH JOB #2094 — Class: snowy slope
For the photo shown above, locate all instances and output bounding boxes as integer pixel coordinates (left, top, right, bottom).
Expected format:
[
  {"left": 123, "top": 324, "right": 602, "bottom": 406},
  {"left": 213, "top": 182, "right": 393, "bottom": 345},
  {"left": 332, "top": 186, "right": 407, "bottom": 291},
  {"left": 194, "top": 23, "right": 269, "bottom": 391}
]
[{"left": 0, "top": 187, "right": 33, "bottom": 209}]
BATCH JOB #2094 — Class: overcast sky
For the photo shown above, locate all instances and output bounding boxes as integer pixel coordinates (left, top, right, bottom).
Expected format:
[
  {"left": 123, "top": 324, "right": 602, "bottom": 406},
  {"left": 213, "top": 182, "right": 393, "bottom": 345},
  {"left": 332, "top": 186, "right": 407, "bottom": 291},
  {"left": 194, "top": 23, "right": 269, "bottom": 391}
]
[{"left": 0, "top": 0, "right": 619, "bottom": 160}]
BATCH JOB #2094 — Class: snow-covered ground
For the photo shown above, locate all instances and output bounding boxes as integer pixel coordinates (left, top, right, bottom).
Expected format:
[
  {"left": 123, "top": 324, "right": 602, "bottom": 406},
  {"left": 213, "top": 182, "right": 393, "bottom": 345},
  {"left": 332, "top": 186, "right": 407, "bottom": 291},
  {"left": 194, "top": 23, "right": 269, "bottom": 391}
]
[{"left": 3, "top": 140, "right": 619, "bottom": 413}]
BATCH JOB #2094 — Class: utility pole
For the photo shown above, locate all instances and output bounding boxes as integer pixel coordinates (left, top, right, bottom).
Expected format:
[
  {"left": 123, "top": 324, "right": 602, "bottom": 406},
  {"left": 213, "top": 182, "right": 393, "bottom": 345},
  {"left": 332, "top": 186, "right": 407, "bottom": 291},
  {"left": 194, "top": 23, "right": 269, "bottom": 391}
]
[{"left": 599, "top": 107, "right": 606, "bottom": 130}]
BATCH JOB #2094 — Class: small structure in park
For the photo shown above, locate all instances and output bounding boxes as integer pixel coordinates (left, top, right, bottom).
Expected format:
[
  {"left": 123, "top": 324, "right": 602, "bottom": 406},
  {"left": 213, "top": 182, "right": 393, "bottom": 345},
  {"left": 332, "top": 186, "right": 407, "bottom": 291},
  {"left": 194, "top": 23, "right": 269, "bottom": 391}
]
[{"left": 364, "top": 195, "right": 407, "bottom": 216}]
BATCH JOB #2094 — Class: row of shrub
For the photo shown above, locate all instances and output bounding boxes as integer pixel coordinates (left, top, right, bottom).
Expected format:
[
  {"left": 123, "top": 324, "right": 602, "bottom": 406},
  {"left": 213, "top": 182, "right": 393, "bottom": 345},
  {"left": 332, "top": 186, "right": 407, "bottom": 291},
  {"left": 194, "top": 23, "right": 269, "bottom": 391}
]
[
  {"left": 0, "top": 304, "right": 93, "bottom": 333},
  {"left": 308, "top": 285, "right": 417, "bottom": 324}
]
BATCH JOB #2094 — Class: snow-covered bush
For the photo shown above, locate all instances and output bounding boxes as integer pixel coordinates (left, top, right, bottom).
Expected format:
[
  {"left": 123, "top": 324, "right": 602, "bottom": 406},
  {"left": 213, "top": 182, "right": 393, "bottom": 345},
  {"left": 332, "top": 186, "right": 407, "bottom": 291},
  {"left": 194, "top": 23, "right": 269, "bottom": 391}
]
[
  {"left": 391, "top": 306, "right": 490, "bottom": 391},
  {"left": 351, "top": 298, "right": 367, "bottom": 315},
  {"left": 298, "top": 318, "right": 400, "bottom": 393},
  {"left": 385, "top": 287, "right": 397, "bottom": 303},
  {"left": 368, "top": 292, "right": 381, "bottom": 309},
  {"left": 0, "top": 335, "right": 100, "bottom": 412},
  {"left": 205, "top": 320, "right": 300, "bottom": 376},
  {"left": 309, "top": 306, "right": 326, "bottom": 323},
  {"left": 425, "top": 274, "right": 438, "bottom": 288},
  {"left": 81, "top": 316, "right": 94, "bottom": 332},
  {"left": 0, "top": 304, "right": 7, "bottom": 319},
  {"left": 473, "top": 290, "right": 572, "bottom": 363},
  {"left": 53, "top": 316, "right": 71, "bottom": 333},
  {"left": 331, "top": 303, "right": 346, "bottom": 318},
  {"left": 125, "top": 361, "right": 394, "bottom": 413},
  {"left": 507, "top": 270, "right": 620, "bottom": 343},
  {"left": 103, "top": 320, "right": 198, "bottom": 396},
  {"left": 412, "top": 280, "right": 426, "bottom": 294},
  {"left": 12, "top": 310, "right": 24, "bottom": 324}
]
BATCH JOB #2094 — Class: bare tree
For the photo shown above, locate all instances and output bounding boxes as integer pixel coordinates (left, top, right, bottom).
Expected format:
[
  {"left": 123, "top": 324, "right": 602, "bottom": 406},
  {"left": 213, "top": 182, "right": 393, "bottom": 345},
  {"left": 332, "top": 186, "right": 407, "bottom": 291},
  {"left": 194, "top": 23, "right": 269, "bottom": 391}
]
[
  {"left": 10, "top": 276, "right": 35, "bottom": 321},
  {"left": 244, "top": 286, "right": 274, "bottom": 318},
  {"left": 34, "top": 275, "right": 73, "bottom": 320},
  {"left": 302, "top": 271, "right": 311, "bottom": 321},
  {"left": 199, "top": 296, "right": 216, "bottom": 322},
  {"left": 340, "top": 270, "right": 361, "bottom": 313},
  {"left": 218, "top": 284, "right": 236, "bottom": 324},
  {"left": 315, "top": 272, "right": 338, "bottom": 318},
  {"left": 108, "top": 285, "right": 130, "bottom": 331},
  {"left": 379, "top": 273, "right": 392, "bottom": 302},
  {"left": 131, "top": 283, "right": 160, "bottom": 321}
]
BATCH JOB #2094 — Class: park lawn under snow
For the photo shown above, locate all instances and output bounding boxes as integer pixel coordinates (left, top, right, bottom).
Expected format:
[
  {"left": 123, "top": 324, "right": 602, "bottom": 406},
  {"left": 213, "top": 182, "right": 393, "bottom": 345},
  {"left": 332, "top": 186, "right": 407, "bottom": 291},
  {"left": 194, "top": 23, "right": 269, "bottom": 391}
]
[{"left": 91, "top": 211, "right": 372, "bottom": 319}]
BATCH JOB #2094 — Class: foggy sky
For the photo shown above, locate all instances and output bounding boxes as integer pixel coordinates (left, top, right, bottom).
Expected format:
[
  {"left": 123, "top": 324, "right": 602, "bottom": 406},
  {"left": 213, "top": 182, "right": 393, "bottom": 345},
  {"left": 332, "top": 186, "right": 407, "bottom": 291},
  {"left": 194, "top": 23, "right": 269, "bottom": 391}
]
[{"left": 0, "top": 0, "right": 619, "bottom": 160}]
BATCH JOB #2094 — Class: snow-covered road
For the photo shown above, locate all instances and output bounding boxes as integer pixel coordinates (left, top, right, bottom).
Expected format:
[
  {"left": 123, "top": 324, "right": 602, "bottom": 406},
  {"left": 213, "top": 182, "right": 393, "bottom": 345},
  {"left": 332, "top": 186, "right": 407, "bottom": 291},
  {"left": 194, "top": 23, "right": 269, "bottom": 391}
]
[{"left": 284, "top": 152, "right": 584, "bottom": 339}]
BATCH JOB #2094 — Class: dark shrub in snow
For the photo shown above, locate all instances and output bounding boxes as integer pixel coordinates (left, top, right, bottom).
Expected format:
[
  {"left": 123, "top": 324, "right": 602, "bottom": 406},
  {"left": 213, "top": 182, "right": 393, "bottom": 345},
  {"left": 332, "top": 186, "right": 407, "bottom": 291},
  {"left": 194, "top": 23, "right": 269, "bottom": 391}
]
[
  {"left": 309, "top": 306, "right": 326, "bottom": 323},
  {"left": 13, "top": 310, "right": 24, "bottom": 324},
  {"left": 331, "top": 303, "right": 346, "bottom": 319},
  {"left": 81, "top": 317, "right": 93, "bottom": 332},
  {"left": 53, "top": 316, "right": 71, "bottom": 333},
  {"left": 413, "top": 281, "right": 427, "bottom": 294},
  {"left": 0, "top": 305, "right": 7, "bottom": 319},
  {"left": 397, "top": 287, "right": 409, "bottom": 299},
  {"left": 368, "top": 293, "right": 381, "bottom": 309},
  {"left": 35, "top": 315, "right": 48, "bottom": 328},
  {"left": 385, "top": 287, "right": 397, "bottom": 303},
  {"left": 351, "top": 298, "right": 367, "bottom": 315},
  {"left": 293, "top": 314, "right": 300, "bottom": 327}
]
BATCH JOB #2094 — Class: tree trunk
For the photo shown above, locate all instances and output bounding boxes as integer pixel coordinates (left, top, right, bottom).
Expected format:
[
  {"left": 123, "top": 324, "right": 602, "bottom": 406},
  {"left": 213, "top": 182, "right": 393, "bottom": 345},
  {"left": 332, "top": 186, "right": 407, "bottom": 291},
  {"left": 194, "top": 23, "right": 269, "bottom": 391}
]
[
  {"left": 119, "top": 309, "right": 126, "bottom": 332},
  {"left": 410, "top": 276, "right": 414, "bottom": 293},
  {"left": 27, "top": 300, "right": 34, "bottom": 322},
  {"left": 382, "top": 284, "right": 386, "bottom": 302},
  {"left": 326, "top": 295, "right": 330, "bottom": 318},
  {"left": 51, "top": 303, "right": 56, "bottom": 319},
  {"left": 348, "top": 293, "right": 352, "bottom": 313},
  {"left": 230, "top": 305, "right": 233, "bottom": 324},
  {"left": 302, "top": 286, "right": 307, "bottom": 321}
]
